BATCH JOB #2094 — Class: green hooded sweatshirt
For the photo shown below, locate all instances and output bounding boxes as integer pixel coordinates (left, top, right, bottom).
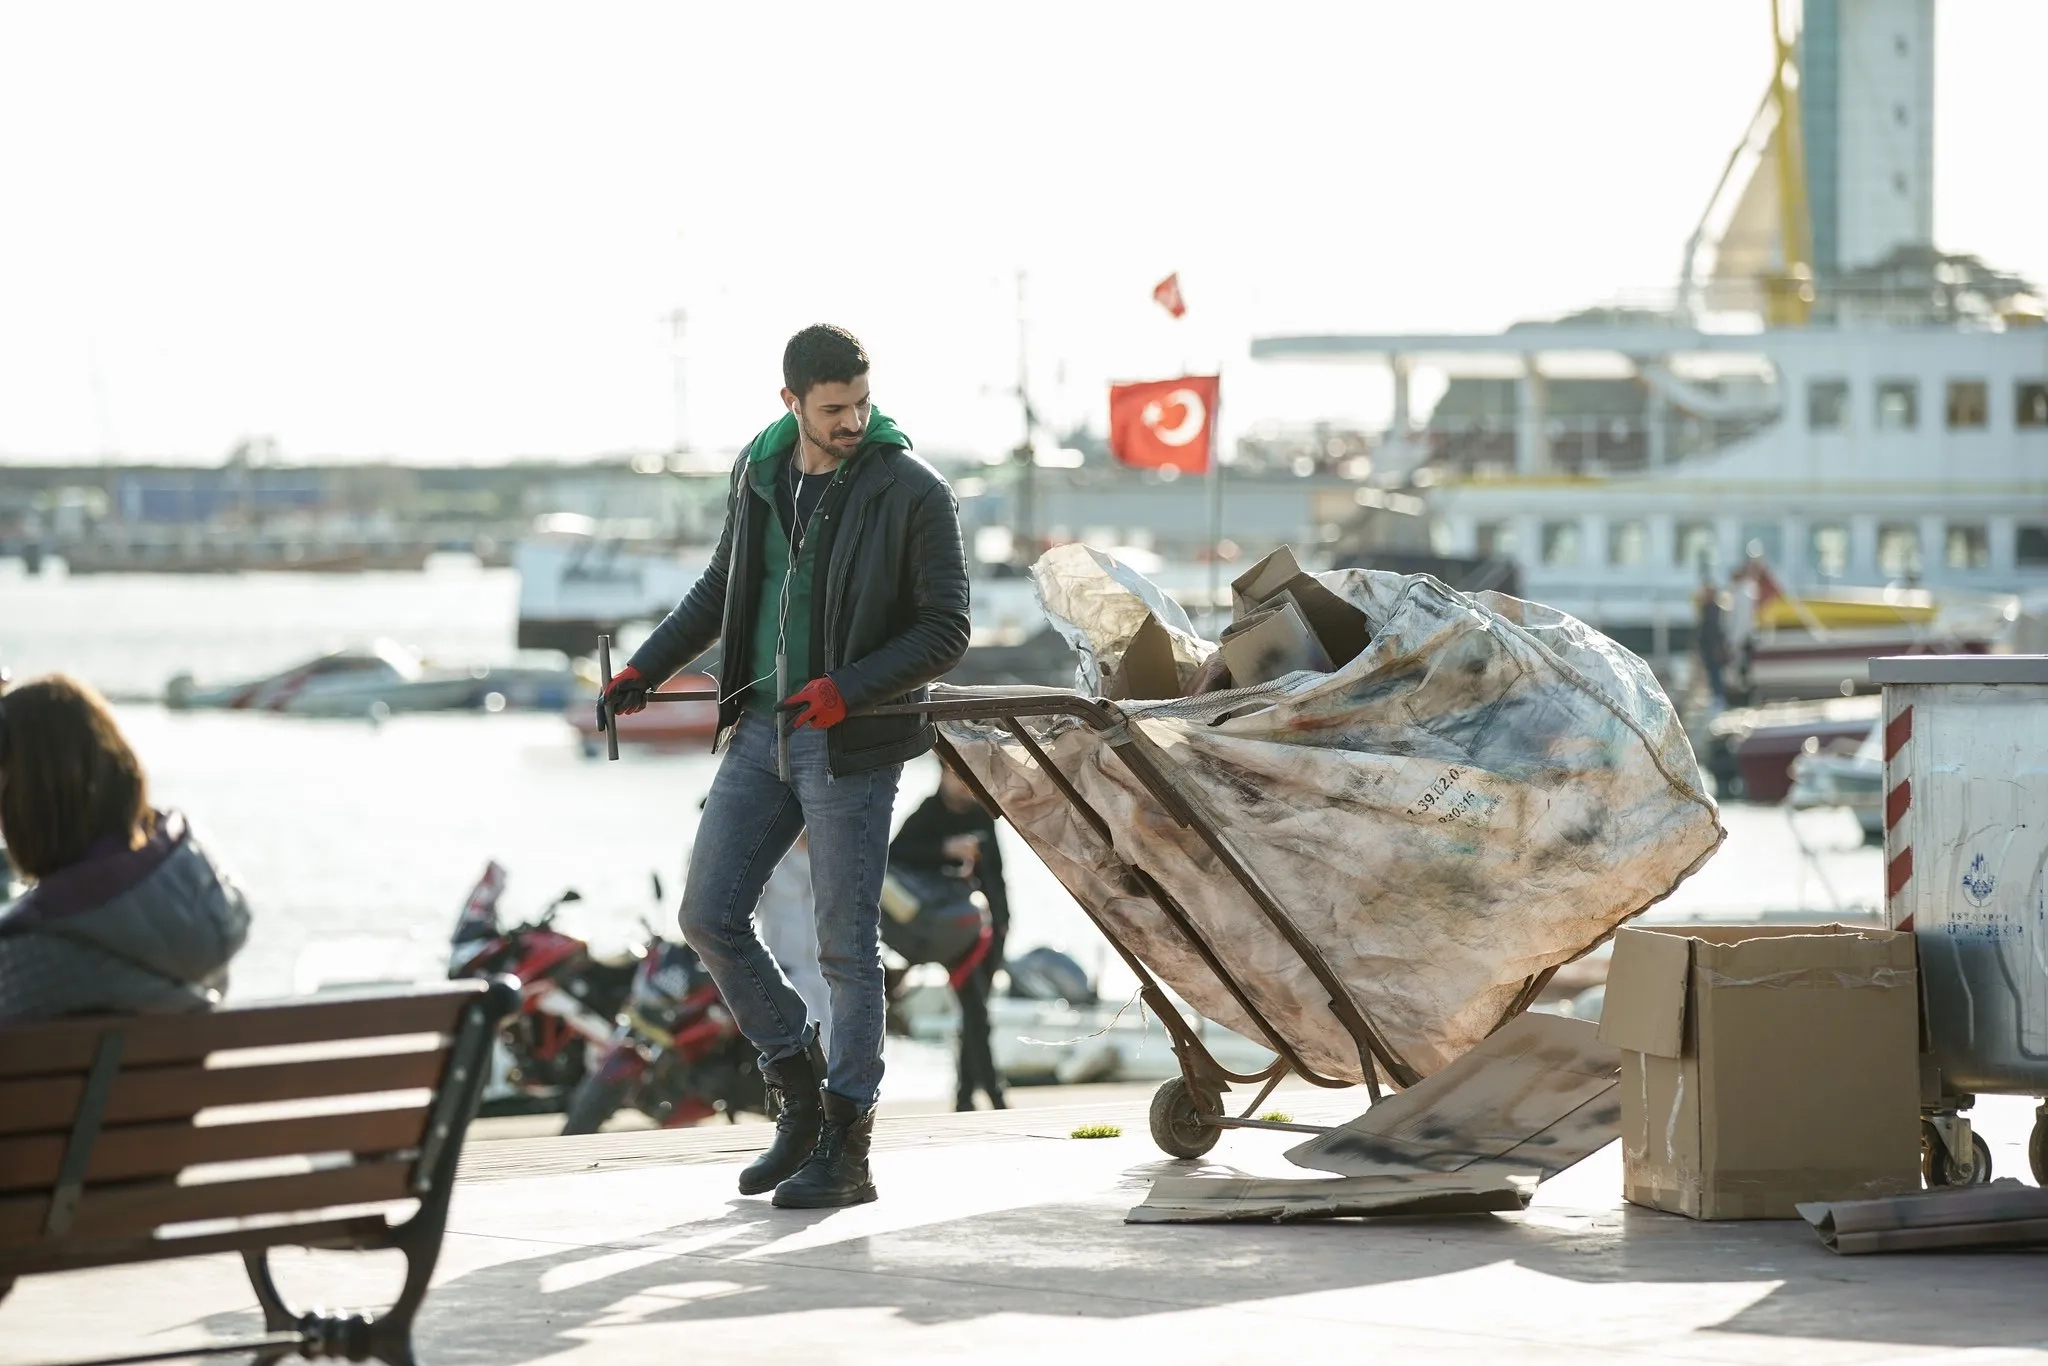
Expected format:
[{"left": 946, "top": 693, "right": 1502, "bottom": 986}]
[{"left": 738, "top": 407, "right": 912, "bottom": 713}]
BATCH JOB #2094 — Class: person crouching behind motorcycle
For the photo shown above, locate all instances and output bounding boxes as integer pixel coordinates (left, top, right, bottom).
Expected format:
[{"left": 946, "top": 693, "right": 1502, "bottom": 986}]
[
  {"left": 889, "top": 764, "right": 1010, "bottom": 1111},
  {"left": 603, "top": 325, "right": 969, "bottom": 1208}
]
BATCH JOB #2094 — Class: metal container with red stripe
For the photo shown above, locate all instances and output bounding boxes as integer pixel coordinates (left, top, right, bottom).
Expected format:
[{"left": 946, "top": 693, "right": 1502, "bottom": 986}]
[{"left": 1873, "top": 655, "right": 2048, "bottom": 1186}]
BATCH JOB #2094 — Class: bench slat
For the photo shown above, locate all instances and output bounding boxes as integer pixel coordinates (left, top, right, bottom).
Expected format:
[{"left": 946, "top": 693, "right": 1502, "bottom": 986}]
[
  {"left": 0, "top": 984, "right": 485, "bottom": 1078},
  {"left": 0, "top": 1157, "right": 417, "bottom": 1249},
  {"left": 0, "top": 1048, "right": 451, "bottom": 1137},
  {"left": 0, "top": 1212, "right": 393, "bottom": 1279},
  {"left": 0, "top": 1103, "right": 430, "bottom": 1193}
]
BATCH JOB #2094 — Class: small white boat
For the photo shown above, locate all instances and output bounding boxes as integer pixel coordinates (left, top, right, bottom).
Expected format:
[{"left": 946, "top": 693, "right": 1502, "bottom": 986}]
[{"left": 1786, "top": 720, "right": 1885, "bottom": 844}]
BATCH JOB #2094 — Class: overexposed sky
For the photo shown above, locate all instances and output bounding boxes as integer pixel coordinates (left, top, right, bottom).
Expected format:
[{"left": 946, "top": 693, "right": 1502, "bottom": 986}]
[{"left": 0, "top": 1, "right": 2040, "bottom": 464}]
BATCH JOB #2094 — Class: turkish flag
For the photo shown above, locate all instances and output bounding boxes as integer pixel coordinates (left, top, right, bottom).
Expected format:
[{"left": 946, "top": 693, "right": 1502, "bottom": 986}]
[
  {"left": 1109, "top": 376, "right": 1219, "bottom": 474},
  {"left": 1152, "top": 272, "right": 1186, "bottom": 318}
]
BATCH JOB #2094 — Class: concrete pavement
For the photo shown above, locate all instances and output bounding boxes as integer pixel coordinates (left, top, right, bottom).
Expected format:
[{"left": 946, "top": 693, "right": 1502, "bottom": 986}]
[{"left": 5, "top": 1089, "right": 2046, "bottom": 1365}]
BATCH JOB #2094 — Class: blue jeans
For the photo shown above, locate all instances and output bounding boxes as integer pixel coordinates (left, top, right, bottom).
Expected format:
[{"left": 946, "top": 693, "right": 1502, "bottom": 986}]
[{"left": 678, "top": 713, "right": 901, "bottom": 1107}]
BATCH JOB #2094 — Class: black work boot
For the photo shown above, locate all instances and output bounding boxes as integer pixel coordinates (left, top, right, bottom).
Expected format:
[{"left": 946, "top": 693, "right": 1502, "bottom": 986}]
[
  {"left": 771, "top": 1091, "right": 877, "bottom": 1208},
  {"left": 737, "top": 1040, "right": 826, "bottom": 1196}
]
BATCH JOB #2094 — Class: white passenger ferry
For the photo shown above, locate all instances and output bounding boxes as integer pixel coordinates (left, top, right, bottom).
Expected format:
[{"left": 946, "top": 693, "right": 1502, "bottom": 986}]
[{"left": 1253, "top": 0, "right": 2044, "bottom": 698}]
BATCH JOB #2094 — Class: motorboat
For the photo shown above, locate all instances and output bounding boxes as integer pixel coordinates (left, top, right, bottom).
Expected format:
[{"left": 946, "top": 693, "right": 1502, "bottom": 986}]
[
  {"left": 564, "top": 669, "right": 719, "bottom": 755},
  {"left": 1705, "top": 694, "right": 1880, "bottom": 803},
  {"left": 165, "top": 640, "right": 588, "bottom": 716}
]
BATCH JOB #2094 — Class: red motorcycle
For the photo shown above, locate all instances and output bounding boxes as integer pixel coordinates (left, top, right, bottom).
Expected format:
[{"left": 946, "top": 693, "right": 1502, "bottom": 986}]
[
  {"left": 560, "top": 935, "right": 768, "bottom": 1135},
  {"left": 448, "top": 862, "right": 640, "bottom": 1113}
]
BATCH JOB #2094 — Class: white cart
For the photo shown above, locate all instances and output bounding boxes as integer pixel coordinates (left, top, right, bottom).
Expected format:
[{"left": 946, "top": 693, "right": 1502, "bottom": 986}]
[{"left": 1872, "top": 654, "right": 2048, "bottom": 1186}]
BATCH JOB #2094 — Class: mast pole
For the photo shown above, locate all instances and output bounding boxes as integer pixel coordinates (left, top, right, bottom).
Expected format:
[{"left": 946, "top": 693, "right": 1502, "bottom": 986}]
[{"left": 1014, "top": 270, "right": 1034, "bottom": 567}]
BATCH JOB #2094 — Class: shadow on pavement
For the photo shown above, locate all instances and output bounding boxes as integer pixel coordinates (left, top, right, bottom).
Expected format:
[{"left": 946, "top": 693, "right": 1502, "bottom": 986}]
[{"left": 190, "top": 1159, "right": 2048, "bottom": 1361}]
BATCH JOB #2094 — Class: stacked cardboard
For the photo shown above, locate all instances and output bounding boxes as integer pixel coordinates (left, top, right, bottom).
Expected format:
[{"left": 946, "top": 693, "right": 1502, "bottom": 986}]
[
  {"left": 1098, "top": 544, "right": 1375, "bottom": 699},
  {"left": 1216, "top": 547, "right": 1372, "bottom": 690}
]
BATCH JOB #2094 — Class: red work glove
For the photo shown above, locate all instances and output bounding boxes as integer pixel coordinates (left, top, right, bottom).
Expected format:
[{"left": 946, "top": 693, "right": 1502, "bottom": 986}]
[
  {"left": 780, "top": 677, "right": 847, "bottom": 730},
  {"left": 598, "top": 665, "right": 649, "bottom": 731}
]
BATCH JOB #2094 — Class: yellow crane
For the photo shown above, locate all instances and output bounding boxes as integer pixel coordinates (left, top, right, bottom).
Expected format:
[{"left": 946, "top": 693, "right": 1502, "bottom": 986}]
[
  {"left": 1679, "top": 0, "right": 1816, "bottom": 326},
  {"left": 1765, "top": 0, "right": 1815, "bottom": 326}
]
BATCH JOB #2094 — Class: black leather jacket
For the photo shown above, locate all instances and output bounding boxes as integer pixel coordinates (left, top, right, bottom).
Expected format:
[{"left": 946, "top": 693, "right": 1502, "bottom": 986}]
[{"left": 627, "top": 438, "right": 971, "bottom": 774}]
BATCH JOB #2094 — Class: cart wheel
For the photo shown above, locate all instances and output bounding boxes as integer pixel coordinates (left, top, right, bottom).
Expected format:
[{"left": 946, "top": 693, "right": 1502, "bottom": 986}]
[
  {"left": 1149, "top": 1076, "right": 1222, "bottom": 1159},
  {"left": 2030, "top": 1107, "right": 2048, "bottom": 1187},
  {"left": 1922, "top": 1120, "right": 1993, "bottom": 1187}
]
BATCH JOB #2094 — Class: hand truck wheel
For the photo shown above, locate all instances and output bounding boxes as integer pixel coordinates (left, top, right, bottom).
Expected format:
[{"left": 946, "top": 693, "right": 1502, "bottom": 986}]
[{"left": 1149, "top": 1075, "right": 1223, "bottom": 1159}]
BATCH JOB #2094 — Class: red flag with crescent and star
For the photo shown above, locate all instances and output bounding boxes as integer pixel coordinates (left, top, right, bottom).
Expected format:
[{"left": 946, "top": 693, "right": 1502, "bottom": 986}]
[
  {"left": 1108, "top": 375, "right": 1219, "bottom": 474},
  {"left": 1152, "top": 272, "right": 1186, "bottom": 318}
]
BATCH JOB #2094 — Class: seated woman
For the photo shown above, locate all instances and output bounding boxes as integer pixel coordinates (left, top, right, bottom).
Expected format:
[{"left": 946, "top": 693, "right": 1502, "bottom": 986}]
[{"left": 0, "top": 675, "right": 251, "bottom": 1022}]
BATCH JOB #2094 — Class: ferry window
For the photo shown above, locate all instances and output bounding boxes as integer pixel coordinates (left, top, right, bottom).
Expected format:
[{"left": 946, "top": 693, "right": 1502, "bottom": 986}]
[
  {"left": 1673, "top": 521, "right": 1717, "bottom": 573},
  {"left": 1540, "top": 520, "right": 1582, "bottom": 566},
  {"left": 1809, "top": 523, "right": 1850, "bottom": 579},
  {"left": 1740, "top": 522, "right": 1784, "bottom": 567},
  {"left": 1607, "top": 519, "right": 1647, "bottom": 567},
  {"left": 1876, "top": 380, "right": 1918, "bottom": 430},
  {"left": 1807, "top": 379, "right": 1849, "bottom": 430},
  {"left": 2019, "top": 382, "right": 2048, "bottom": 428},
  {"left": 2019, "top": 527, "right": 2048, "bottom": 568},
  {"left": 1946, "top": 380, "right": 1988, "bottom": 429},
  {"left": 1474, "top": 520, "right": 1516, "bottom": 557},
  {"left": 1877, "top": 524, "right": 1923, "bottom": 580},
  {"left": 1945, "top": 523, "right": 1990, "bottom": 570}
]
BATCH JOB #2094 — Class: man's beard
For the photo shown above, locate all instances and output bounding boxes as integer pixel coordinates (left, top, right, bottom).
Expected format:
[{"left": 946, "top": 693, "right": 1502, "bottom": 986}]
[{"left": 799, "top": 413, "right": 862, "bottom": 459}]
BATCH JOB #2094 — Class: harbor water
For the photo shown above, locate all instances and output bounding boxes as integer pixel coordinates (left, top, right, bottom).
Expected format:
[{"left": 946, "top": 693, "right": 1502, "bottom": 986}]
[{"left": 1, "top": 562, "right": 1888, "bottom": 1099}]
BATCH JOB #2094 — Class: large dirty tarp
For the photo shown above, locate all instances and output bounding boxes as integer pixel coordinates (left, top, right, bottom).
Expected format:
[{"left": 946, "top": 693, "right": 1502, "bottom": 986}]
[{"left": 936, "top": 547, "right": 1725, "bottom": 1087}]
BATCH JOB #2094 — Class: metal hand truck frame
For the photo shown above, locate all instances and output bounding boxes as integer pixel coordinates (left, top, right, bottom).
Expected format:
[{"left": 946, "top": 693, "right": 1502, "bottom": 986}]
[{"left": 597, "top": 635, "right": 1559, "bottom": 1157}]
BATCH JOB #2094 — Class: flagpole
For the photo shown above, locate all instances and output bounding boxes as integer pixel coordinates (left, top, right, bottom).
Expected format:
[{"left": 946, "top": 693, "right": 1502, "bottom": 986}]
[
  {"left": 1207, "top": 394, "right": 1224, "bottom": 636},
  {"left": 1147, "top": 272, "right": 1224, "bottom": 633}
]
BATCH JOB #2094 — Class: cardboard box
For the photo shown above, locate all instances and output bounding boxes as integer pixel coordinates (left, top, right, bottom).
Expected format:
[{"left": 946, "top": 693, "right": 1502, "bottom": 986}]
[
  {"left": 1217, "top": 596, "right": 1332, "bottom": 687},
  {"left": 1597, "top": 923, "right": 1922, "bottom": 1220},
  {"left": 1230, "top": 544, "right": 1311, "bottom": 617},
  {"left": 1229, "top": 545, "right": 1372, "bottom": 668},
  {"left": 1104, "top": 613, "right": 1183, "bottom": 701}
]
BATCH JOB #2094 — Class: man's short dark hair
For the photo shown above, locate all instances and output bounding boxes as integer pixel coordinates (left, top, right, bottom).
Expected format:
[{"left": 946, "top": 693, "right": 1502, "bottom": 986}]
[{"left": 783, "top": 324, "right": 869, "bottom": 399}]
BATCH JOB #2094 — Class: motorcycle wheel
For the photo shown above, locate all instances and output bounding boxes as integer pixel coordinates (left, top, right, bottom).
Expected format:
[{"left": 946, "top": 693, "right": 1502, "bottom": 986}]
[{"left": 561, "top": 1072, "right": 632, "bottom": 1136}]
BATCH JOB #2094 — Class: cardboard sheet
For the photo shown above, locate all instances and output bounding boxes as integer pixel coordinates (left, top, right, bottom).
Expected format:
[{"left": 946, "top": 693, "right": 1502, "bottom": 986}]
[
  {"left": 1285, "top": 1013, "right": 1622, "bottom": 1177},
  {"left": 1106, "top": 613, "right": 1182, "bottom": 701},
  {"left": 1799, "top": 1181, "right": 2048, "bottom": 1254},
  {"left": 1128, "top": 1165, "right": 1536, "bottom": 1225}
]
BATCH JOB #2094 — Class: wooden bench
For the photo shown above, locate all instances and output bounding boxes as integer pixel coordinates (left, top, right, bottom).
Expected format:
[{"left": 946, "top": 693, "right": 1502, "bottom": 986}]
[{"left": 0, "top": 977, "right": 517, "bottom": 1366}]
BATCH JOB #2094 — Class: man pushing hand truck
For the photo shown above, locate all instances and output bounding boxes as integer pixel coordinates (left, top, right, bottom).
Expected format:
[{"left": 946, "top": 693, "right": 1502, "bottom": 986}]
[{"left": 600, "top": 324, "right": 970, "bottom": 1208}]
